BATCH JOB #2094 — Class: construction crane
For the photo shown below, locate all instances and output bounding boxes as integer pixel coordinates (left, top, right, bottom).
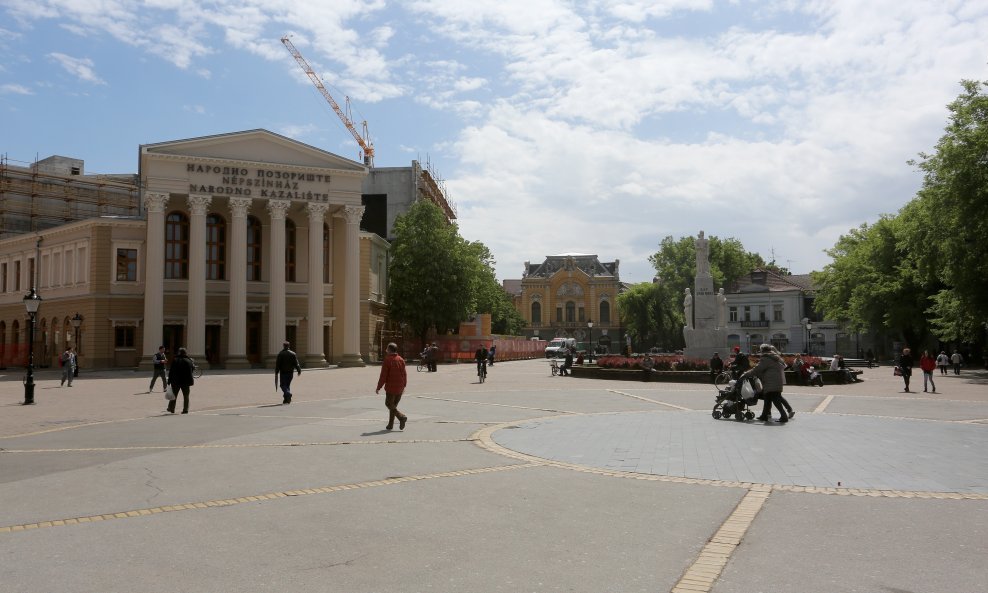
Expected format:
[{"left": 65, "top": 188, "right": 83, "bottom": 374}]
[{"left": 281, "top": 36, "right": 375, "bottom": 167}]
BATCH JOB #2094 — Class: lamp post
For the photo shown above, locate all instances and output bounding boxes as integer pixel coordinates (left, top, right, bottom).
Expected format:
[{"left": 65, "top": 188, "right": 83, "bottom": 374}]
[
  {"left": 23, "top": 288, "right": 42, "bottom": 405},
  {"left": 745, "top": 333, "right": 750, "bottom": 353},
  {"left": 803, "top": 318, "right": 813, "bottom": 355},
  {"left": 71, "top": 313, "right": 83, "bottom": 374},
  {"left": 587, "top": 319, "right": 594, "bottom": 364}
]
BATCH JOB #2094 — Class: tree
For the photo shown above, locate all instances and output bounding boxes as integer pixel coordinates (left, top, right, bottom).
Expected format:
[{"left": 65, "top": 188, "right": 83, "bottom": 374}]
[
  {"left": 387, "top": 201, "right": 475, "bottom": 343},
  {"left": 616, "top": 281, "right": 680, "bottom": 351},
  {"left": 463, "top": 240, "right": 526, "bottom": 335}
]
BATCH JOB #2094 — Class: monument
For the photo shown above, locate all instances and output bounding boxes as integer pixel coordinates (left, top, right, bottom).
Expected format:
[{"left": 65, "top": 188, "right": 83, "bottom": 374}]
[{"left": 683, "top": 231, "right": 727, "bottom": 361}]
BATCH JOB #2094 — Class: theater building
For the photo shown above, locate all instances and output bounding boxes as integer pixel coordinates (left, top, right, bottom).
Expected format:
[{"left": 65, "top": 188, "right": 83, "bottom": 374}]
[{"left": 0, "top": 130, "right": 387, "bottom": 370}]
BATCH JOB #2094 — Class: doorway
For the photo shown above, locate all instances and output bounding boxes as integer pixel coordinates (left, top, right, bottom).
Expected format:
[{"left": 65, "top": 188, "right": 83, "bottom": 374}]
[
  {"left": 205, "top": 325, "right": 221, "bottom": 366},
  {"left": 247, "top": 312, "right": 262, "bottom": 365},
  {"left": 163, "top": 325, "right": 185, "bottom": 358}
]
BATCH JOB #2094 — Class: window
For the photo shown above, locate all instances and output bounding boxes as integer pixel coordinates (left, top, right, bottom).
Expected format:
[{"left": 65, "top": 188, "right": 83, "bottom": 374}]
[
  {"left": 115, "top": 326, "right": 136, "bottom": 348},
  {"left": 28, "top": 257, "right": 35, "bottom": 289},
  {"left": 206, "top": 214, "right": 226, "bottom": 280},
  {"left": 565, "top": 301, "right": 575, "bottom": 322},
  {"left": 578, "top": 307, "right": 585, "bottom": 322},
  {"left": 556, "top": 307, "right": 562, "bottom": 322},
  {"left": 165, "top": 212, "right": 190, "bottom": 279},
  {"left": 15, "top": 260, "right": 21, "bottom": 291},
  {"left": 285, "top": 325, "right": 297, "bottom": 350},
  {"left": 743, "top": 305, "right": 751, "bottom": 321},
  {"left": 729, "top": 306, "right": 738, "bottom": 322},
  {"left": 1, "top": 262, "right": 6, "bottom": 292},
  {"left": 12, "top": 319, "right": 20, "bottom": 347},
  {"left": 531, "top": 302, "right": 541, "bottom": 324},
  {"left": 323, "top": 223, "right": 331, "bottom": 283},
  {"left": 600, "top": 301, "right": 610, "bottom": 324},
  {"left": 758, "top": 305, "right": 767, "bottom": 321},
  {"left": 116, "top": 248, "right": 138, "bottom": 281},
  {"left": 247, "top": 216, "right": 262, "bottom": 281},
  {"left": 285, "top": 219, "right": 296, "bottom": 282},
  {"left": 773, "top": 304, "right": 784, "bottom": 322}
]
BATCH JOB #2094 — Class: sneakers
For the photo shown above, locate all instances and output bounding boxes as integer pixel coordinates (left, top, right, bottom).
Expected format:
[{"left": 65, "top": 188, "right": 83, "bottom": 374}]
[
  {"left": 788, "top": 410, "right": 796, "bottom": 419},
  {"left": 399, "top": 416, "right": 407, "bottom": 430},
  {"left": 385, "top": 424, "right": 394, "bottom": 431},
  {"left": 755, "top": 415, "right": 769, "bottom": 421},
  {"left": 777, "top": 416, "right": 788, "bottom": 423}
]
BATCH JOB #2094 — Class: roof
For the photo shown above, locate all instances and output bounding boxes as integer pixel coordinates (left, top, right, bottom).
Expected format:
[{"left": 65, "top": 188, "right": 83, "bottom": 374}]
[
  {"left": 502, "top": 279, "right": 522, "bottom": 296},
  {"left": 523, "top": 254, "right": 619, "bottom": 280},
  {"left": 733, "top": 269, "right": 814, "bottom": 293}
]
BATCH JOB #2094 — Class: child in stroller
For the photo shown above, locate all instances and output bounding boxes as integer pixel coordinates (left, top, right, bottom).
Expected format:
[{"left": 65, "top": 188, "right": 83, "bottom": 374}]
[{"left": 712, "top": 376, "right": 761, "bottom": 421}]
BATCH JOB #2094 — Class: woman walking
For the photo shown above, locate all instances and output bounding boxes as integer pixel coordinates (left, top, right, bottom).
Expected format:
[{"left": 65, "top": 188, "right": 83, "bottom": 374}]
[
  {"left": 744, "top": 344, "right": 790, "bottom": 423},
  {"left": 898, "top": 347, "right": 914, "bottom": 393},
  {"left": 919, "top": 350, "right": 937, "bottom": 393}
]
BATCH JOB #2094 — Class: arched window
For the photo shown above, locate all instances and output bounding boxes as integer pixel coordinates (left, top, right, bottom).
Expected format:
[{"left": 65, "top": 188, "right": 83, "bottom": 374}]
[
  {"left": 565, "top": 301, "right": 576, "bottom": 322},
  {"left": 12, "top": 320, "right": 20, "bottom": 352},
  {"left": 600, "top": 301, "right": 610, "bottom": 324},
  {"left": 531, "top": 301, "right": 541, "bottom": 324},
  {"left": 206, "top": 214, "right": 226, "bottom": 280},
  {"left": 165, "top": 212, "right": 190, "bottom": 279},
  {"left": 285, "top": 219, "right": 297, "bottom": 282},
  {"left": 323, "top": 223, "right": 331, "bottom": 283},
  {"left": 246, "top": 216, "right": 262, "bottom": 281},
  {"left": 0, "top": 321, "right": 6, "bottom": 365}
]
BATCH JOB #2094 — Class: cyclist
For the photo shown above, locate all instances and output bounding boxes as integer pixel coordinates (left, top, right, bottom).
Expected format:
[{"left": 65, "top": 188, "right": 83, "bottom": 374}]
[
  {"left": 730, "top": 346, "right": 750, "bottom": 379},
  {"left": 475, "top": 344, "right": 489, "bottom": 382}
]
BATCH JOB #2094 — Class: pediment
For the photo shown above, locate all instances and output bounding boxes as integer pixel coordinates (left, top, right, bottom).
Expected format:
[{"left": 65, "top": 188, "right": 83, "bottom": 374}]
[{"left": 141, "top": 129, "right": 365, "bottom": 173}]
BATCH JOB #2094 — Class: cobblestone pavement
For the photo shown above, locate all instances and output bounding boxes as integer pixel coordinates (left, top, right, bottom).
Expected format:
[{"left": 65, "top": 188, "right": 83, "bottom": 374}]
[{"left": 1, "top": 360, "right": 986, "bottom": 593}]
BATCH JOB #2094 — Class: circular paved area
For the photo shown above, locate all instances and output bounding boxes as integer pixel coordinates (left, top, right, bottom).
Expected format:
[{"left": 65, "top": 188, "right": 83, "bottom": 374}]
[{"left": 492, "top": 410, "right": 988, "bottom": 494}]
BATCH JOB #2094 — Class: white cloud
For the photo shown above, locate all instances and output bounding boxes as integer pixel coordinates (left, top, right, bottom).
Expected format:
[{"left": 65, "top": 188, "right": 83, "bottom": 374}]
[
  {"left": 48, "top": 52, "right": 105, "bottom": 84},
  {"left": 0, "top": 83, "right": 33, "bottom": 94},
  {"left": 183, "top": 104, "right": 207, "bottom": 114}
]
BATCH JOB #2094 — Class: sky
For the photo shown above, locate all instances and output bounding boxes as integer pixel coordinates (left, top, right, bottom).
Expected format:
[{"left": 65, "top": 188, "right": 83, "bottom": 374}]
[{"left": 1, "top": 1, "right": 987, "bottom": 284}]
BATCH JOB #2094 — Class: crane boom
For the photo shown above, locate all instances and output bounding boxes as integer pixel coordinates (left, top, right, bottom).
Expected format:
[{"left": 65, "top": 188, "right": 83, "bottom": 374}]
[{"left": 281, "top": 36, "right": 374, "bottom": 166}]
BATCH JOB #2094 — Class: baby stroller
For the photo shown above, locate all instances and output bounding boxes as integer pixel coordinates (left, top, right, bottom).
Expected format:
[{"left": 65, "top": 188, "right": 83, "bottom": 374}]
[{"left": 712, "top": 376, "right": 761, "bottom": 421}]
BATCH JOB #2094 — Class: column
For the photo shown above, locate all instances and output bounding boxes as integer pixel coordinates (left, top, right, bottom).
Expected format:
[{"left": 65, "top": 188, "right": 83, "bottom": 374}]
[
  {"left": 225, "top": 197, "right": 252, "bottom": 369},
  {"left": 265, "top": 199, "right": 291, "bottom": 367},
  {"left": 305, "top": 203, "right": 329, "bottom": 367},
  {"left": 187, "top": 194, "right": 211, "bottom": 366},
  {"left": 337, "top": 204, "right": 366, "bottom": 367},
  {"left": 139, "top": 192, "right": 169, "bottom": 369}
]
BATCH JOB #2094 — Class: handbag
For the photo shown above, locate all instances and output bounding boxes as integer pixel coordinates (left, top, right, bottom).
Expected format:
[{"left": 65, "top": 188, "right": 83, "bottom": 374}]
[
  {"left": 893, "top": 366, "right": 902, "bottom": 377},
  {"left": 165, "top": 385, "right": 176, "bottom": 400}
]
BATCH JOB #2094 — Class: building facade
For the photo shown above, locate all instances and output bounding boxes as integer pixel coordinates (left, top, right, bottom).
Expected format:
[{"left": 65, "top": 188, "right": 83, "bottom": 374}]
[
  {"left": 507, "top": 254, "right": 627, "bottom": 353},
  {"left": 0, "top": 130, "right": 391, "bottom": 370}
]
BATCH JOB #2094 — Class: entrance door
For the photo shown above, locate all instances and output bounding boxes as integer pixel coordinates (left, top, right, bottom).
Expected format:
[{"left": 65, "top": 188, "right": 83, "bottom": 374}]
[
  {"left": 163, "top": 325, "right": 184, "bottom": 357},
  {"left": 205, "top": 325, "right": 221, "bottom": 366},
  {"left": 246, "top": 312, "right": 262, "bottom": 366}
]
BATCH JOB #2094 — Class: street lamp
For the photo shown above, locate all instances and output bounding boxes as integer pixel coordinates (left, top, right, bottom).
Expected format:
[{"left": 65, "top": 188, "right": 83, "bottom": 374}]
[
  {"left": 587, "top": 319, "right": 594, "bottom": 364},
  {"left": 745, "top": 333, "right": 750, "bottom": 353},
  {"left": 803, "top": 318, "right": 813, "bottom": 355},
  {"left": 23, "top": 288, "right": 42, "bottom": 405},
  {"left": 71, "top": 312, "right": 83, "bottom": 351}
]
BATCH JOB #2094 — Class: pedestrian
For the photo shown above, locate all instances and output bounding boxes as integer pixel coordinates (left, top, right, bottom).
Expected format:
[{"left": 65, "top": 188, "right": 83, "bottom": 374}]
[
  {"left": 744, "top": 344, "right": 791, "bottom": 423},
  {"left": 919, "top": 350, "right": 937, "bottom": 393},
  {"left": 730, "top": 346, "right": 749, "bottom": 379},
  {"left": 376, "top": 342, "right": 408, "bottom": 430},
  {"left": 149, "top": 345, "right": 168, "bottom": 393},
  {"left": 560, "top": 347, "right": 574, "bottom": 376},
  {"left": 475, "top": 344, "right": 489, "bottom": 379},
  {"left": 641, "top": 355, "right": 654, "bottom": 381},
  {"left": 865, "top": 348, "right": 875, "bottom": 366},
  {"left": 709, "top": 352, "right": 724, "bottom": 382},
  {"left": 488, "top": 344, "right": 496, "bottom": 366},
  {"left": 950, "top": 350, "right": 964, "bottom": 375},
  {"left": 792, "top": 355, "right": 806, "bottom": 385},
  {"left": 898, "top": 347, "right": 914, "bottom": 393},
  {"left": 59, "top": 346, "right": 77, "bottom": 387},
  {"left": 429, "top": 343, "right": 439, "bottom": 372},
  {"left": 275, "top": 341, "right": 302, "bottom": 404},
  {"left": 936, "top": 351, "right": 949, "bottom": 375},
  {"left": 166, "top": 347, "right": 195, "bottom": 414}
]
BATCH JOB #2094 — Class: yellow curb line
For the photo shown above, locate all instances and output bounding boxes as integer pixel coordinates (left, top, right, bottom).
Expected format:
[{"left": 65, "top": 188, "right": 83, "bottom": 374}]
[
  {"left": 606, "top": 389, "right": 693, "bottom": 411},
  {"left": 0, "top": 462, "right": 537, "bottom": 534}
]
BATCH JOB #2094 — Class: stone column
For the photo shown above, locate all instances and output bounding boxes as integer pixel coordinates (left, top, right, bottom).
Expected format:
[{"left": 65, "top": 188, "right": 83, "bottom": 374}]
[
  {"left": 305, "top": 203, "right": 329, "bottom": 367},
  {"left": 139, "top": 192, "right": 170, "bottom": 369},
  {"left": 187, "top": 194, "right": 212, "bottom": 366},
  {"left": 265, "top": 199, "right": 292, "bottom": 367},
  {"left": 225, "top": 197, "right": 252, "bottom": 368},
  {"left": 337, "top": 205, "right": 366, "bottom": 367}
]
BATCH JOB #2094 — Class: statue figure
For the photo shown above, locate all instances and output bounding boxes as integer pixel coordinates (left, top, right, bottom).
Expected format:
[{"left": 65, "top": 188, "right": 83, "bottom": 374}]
[
  {"left": 683, "top": 288, "right": 693, "bottom": 329},
  {"left": 717, "top": 288, "right": 728, "bottom": 328},
  {"left": 695, "top": 231, "right": 710, "bottom": 276}
]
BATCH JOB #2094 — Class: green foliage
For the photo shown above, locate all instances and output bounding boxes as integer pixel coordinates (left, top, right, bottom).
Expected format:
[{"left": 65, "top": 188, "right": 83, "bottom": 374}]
[{"left": 616, "top": 282, "right": 681, "bottom": 351}]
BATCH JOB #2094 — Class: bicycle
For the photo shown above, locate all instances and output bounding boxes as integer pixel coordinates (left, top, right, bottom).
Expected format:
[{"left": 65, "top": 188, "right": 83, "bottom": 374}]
[
  {"left": 416, "top": 360, "right": 427, "bottom": 372},
  {"left": 192, "top": 363, "right": 203, "bottom": 379},
  {"left": 477, "top": 360, "right": 487, "bottom": 383},
  {"left": 713, "top": 370, "right": 732, "bottom": 390},
  {"left": 550, "top": 359, "right": 560, "bottom": 376}
]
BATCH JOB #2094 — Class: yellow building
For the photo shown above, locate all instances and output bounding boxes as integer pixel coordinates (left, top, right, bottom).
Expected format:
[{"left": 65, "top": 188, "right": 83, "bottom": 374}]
[{"left": 506, "top": 254, "right": 627, "bottom": 354}]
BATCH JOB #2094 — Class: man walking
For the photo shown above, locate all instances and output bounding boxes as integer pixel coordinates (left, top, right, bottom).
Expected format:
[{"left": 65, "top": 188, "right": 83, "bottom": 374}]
[
  {"left": 166, "top": 347, "right": 195, "bottom": 414},
  {"left": 428, "top": 342, "right": 439, "bottom": 372},
  {"left": 709, "top": 352, "right": 724, "bottom": 382},
  {"left": 275, "top": 341, "right": 302, "bottom": 404},
  {"left": 150, "top": 346, "right": 168, "bottom": 393},
  {"left": 376, "top": 342, "right": 408, "bottom": 430},
  {"left": 59, "top": 346, "right": 76, "bottom": 387},
  {"left": 950, "top": 350, "right": 964, "bottom": 375}
]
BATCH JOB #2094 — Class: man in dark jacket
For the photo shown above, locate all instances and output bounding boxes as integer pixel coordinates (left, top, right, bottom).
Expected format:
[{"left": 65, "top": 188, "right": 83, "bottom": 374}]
[
  {"left": 150, "top": 346, "right": 168, "bottom": 393},
  {"left": 709, "top": 352, "right": 724, "bottom": 382},
  {"left": 376, "top": 342, "right": 408, "bottom": 430},
  {"left": 730, "top": 346, "right": 750, "bottom": 378},
  {"left": 275, "top": 341, "right": 302, "bottom": 404},
  {"left": 166, "top": 347, "right": 195, "bottom": 414}
]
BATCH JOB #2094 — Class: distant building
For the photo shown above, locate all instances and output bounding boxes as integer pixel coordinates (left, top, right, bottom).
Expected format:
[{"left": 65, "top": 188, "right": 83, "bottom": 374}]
[
  {"left": 360, "top": 160, "right": 456, "bottom": 240},
  {"left": 505, "top": 254, "right": 628, "bottom": 353}
]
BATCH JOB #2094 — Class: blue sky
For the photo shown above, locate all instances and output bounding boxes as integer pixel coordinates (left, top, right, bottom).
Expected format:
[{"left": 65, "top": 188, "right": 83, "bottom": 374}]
[{"left": 2, "top": 0, "right": 987, "bottom": 283}]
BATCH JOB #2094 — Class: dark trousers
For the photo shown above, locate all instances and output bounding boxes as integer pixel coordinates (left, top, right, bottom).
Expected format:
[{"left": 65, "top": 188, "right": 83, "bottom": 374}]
[
  {"left": 938, "top": 365, "right": 948, "bottom": 375},
  {"left": 385, "top": 392, "right": 406, "bottom": 427},
  {"left": 760, "top": 391, "right": 789, "bottom": 420},
  {"left": 428, "top": 360, "right": 437, "bottom": 372},
  {"left": 150, "top": 366, "right": 168, "bottom": 391},
  {"left": 279, "top": 371, "right": 295, "bottom": 401},
  {"left": 167, "top": 386, "right": 190, "bottom": 413},
  {"left": 953, "top": 363, "right": 961, "bottom": 375}
]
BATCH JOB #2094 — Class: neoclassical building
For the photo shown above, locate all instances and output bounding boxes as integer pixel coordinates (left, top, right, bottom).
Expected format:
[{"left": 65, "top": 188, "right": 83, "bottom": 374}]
[
  {"left": 505, "top": 254, "right": 628, "bottom": 353},
  {"left": 0, "top": 130, "right": 390, "bottom": 370}
]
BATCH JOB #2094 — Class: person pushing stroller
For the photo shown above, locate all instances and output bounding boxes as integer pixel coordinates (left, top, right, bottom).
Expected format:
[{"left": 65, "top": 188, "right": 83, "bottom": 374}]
[{"left": 742, "top": 343, "right": 793, "bottom": 423}]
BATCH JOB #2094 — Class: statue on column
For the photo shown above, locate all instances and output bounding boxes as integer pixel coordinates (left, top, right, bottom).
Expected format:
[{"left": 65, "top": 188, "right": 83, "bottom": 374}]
[
  {"left": 695, "top": 231, "right": 710, "bottom": 276},
  {"left": 683, "top": 288, "right": 693, "bottom": 329},
  {"left": 717, "top": 288, "right": 727, "bottom": 328}
]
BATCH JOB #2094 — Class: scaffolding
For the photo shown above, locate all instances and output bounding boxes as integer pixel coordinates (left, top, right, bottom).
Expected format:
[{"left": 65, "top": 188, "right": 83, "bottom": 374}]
[
  {"left": 417, "top": 158, "right": 457, "bottom": 222},
  {"left": 0, "top": 154, "right": 140, "bottom": 239}
]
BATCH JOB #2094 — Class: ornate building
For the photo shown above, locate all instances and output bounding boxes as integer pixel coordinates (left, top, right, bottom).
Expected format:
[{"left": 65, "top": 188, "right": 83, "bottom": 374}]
[{"left": 506, "top": 254, "right": 628, "bottom": 353}]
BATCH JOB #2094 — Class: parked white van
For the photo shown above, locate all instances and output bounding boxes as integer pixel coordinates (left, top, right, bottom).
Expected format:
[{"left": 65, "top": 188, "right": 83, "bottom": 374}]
[{"left": 545, "top": 337, "right": 577, "bottom": 358}]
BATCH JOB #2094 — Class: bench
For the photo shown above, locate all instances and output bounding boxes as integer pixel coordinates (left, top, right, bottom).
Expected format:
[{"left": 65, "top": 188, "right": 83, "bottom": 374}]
[{"left": 842, "top": 358, "right": 875, "bottom": 368}]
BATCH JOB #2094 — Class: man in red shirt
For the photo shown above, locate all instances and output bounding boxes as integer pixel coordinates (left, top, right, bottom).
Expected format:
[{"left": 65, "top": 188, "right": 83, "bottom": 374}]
[{"left": 376, "top": 342, "right": 408, "bottom": 430}]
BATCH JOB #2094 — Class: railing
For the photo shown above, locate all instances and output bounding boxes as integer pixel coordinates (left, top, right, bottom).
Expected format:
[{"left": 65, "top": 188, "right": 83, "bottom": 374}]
[{"left": 739, "top": 320, "right": 770, "bottom": 328}]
